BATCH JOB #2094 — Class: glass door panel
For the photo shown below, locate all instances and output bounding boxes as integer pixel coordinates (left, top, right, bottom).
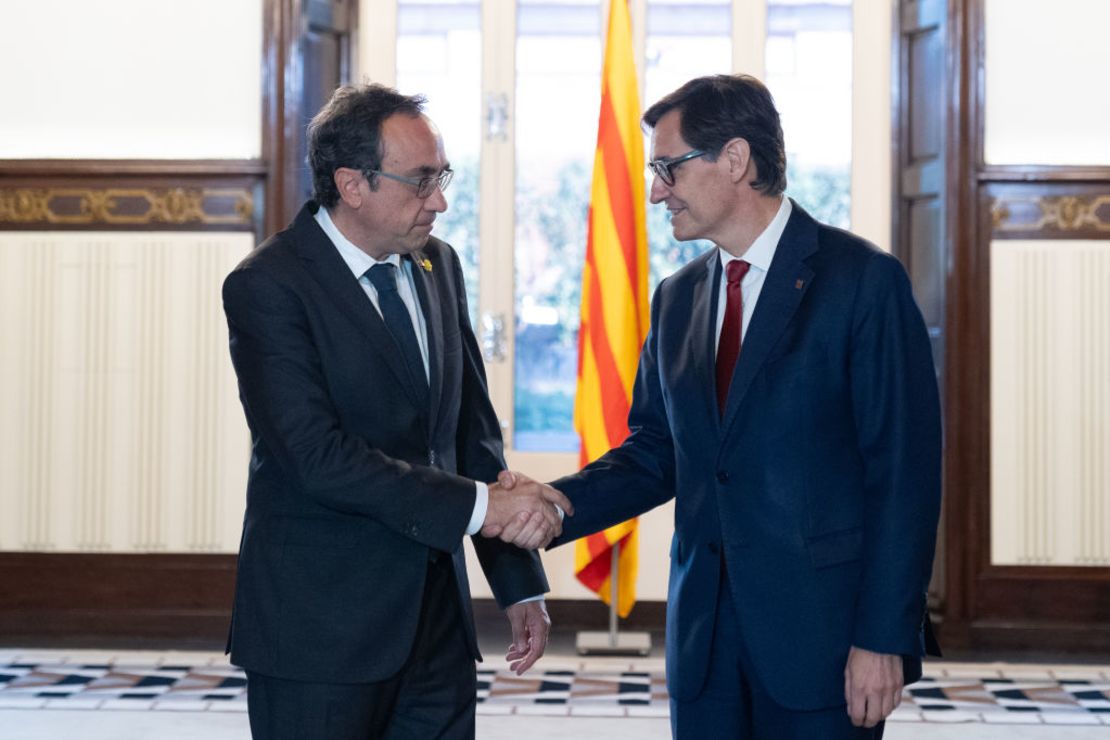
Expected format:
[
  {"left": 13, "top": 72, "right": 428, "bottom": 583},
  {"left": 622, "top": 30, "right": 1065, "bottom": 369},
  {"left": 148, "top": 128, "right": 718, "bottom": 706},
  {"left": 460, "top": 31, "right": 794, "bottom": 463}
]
[
  {"left": 512, "top": 0, "right": 601, "bottom": 453},
  {"left": 645, "top": 0, "right": 732, "bottom": 288},
  {"left": 396, "top": 0, "right": 483, "bottom": 318},
  {"left": 766, "top": 0, "right": 852, "bottom": 227}
]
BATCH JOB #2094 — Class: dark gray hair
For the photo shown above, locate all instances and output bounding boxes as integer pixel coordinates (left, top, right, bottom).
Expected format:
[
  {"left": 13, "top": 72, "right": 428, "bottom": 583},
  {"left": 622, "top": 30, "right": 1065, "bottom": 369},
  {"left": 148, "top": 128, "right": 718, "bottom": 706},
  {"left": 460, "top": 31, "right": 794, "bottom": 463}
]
[
  {"left": 643, "top": 75, "right": 787, "bottom": 196},
  {"left": 307, "top": 84, "right": 427, "bottom": 208}
]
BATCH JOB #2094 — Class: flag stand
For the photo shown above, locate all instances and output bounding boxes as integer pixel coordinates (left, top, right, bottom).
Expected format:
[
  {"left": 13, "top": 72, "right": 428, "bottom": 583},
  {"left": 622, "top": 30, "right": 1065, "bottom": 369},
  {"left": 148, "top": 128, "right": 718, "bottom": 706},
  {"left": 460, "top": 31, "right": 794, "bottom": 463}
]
[{"left": 575, "top": 541, "right": 652, "bottom": 656}]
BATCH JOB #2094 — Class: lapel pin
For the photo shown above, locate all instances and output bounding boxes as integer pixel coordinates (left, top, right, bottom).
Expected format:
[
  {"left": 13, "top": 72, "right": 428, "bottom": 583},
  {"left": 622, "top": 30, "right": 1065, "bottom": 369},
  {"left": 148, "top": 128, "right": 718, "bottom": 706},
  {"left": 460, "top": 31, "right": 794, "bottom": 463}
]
[
  {"left": 795, "top": 279, "right": 804, "bottom": 290},
  {"left": 421, "top": 258, "right": 433, "bottom": 273}
]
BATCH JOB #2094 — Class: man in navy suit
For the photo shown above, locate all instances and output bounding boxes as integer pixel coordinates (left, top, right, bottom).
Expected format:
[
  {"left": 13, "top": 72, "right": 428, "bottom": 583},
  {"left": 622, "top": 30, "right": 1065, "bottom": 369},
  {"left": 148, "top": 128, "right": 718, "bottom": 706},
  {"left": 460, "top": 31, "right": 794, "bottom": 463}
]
[
  {"left": 543, "top": 75, "right": 942, "bottom": 738},
  {"left": 222, "top": 84, "right": 571, "bottom": 739}
]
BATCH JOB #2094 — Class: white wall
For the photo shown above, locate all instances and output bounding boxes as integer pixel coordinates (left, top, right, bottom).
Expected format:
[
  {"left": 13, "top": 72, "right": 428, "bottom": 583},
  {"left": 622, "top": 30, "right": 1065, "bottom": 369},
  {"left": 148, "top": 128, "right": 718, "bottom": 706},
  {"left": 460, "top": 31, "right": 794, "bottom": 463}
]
[
  {"left": 984, "top": 0, "right": 1110, "bottom": 165},
  {"left": 0, "top": 0, "right": 263, "bottom": 159}
]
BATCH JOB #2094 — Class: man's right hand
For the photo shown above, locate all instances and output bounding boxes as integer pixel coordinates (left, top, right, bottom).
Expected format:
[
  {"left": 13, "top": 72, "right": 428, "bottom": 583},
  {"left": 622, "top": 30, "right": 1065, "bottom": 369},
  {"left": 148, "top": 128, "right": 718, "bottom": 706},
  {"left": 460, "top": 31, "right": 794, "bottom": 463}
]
[{"left": 482, "top": 472, "right": 573, "bottom": 550}]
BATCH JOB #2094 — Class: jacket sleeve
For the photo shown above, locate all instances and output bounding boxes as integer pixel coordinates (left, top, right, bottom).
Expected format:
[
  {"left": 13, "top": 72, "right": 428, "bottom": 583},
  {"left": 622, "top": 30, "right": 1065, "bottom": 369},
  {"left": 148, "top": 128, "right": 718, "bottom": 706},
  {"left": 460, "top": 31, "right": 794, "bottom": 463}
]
[
  {"left": 223, "top": 264, "right": 475, "bottom": 552},
  {"left": 550, "top": 285, "right": 677, "bottom": 546},
  {"left": 848, "top": 251, "right": 942, "bottom": 656}
]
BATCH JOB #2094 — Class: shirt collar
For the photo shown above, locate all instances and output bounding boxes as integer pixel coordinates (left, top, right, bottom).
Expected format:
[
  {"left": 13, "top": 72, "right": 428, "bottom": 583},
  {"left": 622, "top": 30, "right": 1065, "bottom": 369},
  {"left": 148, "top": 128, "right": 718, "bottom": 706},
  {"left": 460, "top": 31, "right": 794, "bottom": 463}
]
[
  {"left": 314, "top": 206, "right": 401, "bottom": 279},
  {"left": 717, "top": 196, "right": 792, "bottom": 274}
]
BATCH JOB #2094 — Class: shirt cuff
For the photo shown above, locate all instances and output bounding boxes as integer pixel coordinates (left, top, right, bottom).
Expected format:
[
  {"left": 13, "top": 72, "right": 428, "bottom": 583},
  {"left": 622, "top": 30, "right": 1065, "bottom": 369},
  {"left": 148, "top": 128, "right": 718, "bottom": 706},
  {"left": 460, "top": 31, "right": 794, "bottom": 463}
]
[
  {"left": 465, "top": 481, "right": 489, "bottom": 536},
  {"left": 513, "top": 594, "right": 545, "bottom": 605}
]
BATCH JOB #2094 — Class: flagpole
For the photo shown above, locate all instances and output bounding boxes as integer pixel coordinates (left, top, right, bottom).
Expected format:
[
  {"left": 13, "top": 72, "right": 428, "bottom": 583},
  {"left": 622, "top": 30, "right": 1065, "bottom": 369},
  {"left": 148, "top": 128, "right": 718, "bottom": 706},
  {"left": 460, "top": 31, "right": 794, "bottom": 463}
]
[
  {"left": 608, "top": 542, "right": 620, "bottom": 647},
  {"left": 575, "top": 540, "right": 652, "bottom": 656}
]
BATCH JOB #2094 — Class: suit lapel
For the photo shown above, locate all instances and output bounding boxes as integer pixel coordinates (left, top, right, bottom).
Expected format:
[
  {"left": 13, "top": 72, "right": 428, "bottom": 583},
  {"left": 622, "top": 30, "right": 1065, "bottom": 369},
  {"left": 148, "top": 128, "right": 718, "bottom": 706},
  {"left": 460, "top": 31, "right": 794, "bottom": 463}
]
[
  {"left": 291, "top": 204, "right": 425, "bottom": 409},
  {"left": 720, "top": 202, "right": 817, "bottom": 434},
  {"left": 689, "top": 252, "right": 723, "bottom": 431},
  {"left": 406, "top": 251, "right": 443, "bottom": 438}
]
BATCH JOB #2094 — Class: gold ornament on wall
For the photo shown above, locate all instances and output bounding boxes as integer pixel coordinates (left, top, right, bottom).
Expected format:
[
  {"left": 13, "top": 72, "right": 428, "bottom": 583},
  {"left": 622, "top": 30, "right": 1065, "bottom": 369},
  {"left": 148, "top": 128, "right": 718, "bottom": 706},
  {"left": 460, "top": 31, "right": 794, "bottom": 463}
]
[
  {"left": 0, "top": 187, "right": 254, "bottom": 227},
  {"left": 991, "top": 194, "right": 1110, "bottom": 234}
]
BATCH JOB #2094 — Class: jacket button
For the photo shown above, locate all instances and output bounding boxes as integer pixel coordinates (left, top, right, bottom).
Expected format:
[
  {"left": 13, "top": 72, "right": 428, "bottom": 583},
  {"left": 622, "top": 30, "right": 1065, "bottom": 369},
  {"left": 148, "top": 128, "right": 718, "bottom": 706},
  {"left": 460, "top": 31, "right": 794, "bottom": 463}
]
[
  {"left": 716, "top": 471, "right": 729, "bottom": 483},
  {"left": 707, "top": 543, "right": 720, "bottom": 555}
]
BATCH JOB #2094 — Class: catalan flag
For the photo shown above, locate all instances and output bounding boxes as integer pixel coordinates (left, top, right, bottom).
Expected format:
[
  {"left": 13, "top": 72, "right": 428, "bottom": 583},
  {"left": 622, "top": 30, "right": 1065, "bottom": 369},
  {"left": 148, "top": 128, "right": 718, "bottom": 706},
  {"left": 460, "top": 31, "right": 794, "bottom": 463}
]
[{"left": 573, "top": 0, "right": 649, "bottom": 619}]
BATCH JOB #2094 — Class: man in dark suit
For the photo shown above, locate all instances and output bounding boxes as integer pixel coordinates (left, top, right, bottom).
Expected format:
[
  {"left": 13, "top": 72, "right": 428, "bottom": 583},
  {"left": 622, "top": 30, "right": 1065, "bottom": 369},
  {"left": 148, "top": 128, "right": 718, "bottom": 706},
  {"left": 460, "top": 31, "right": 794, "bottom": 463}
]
[
  {"left": 539, "top": 75, "right": 942, "bottom": 738},
  {"left": 222, "top": 84, "right": 571, "bottom": 740}
]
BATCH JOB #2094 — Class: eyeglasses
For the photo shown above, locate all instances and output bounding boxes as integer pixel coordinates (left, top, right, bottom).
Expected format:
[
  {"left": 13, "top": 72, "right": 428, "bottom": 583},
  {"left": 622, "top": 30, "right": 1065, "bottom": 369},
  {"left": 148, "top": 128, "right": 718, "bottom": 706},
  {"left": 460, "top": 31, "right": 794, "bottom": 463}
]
[
  {"left": 365, "top": 168, "right": 453, "bottom": 199},
  {"left": 647, "top": 149, "right": 708, "bottom": 187}
]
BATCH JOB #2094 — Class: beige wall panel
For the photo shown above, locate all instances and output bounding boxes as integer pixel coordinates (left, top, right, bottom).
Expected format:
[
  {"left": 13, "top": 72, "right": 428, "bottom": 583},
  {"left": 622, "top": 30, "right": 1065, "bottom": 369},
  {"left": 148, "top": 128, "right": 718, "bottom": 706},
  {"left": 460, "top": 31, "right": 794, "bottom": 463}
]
[
  {"left": 991, "top": 239, "right": 1110, "bottom": 565},
  {"left": 0, "top": 232, "right": 251, "bottom": 553},
  {"left": 0, "top": 0, "right": 263, "bottom": 159},
  {"left": 984, "top": 0, "right": 1110, "bottom": 165}
]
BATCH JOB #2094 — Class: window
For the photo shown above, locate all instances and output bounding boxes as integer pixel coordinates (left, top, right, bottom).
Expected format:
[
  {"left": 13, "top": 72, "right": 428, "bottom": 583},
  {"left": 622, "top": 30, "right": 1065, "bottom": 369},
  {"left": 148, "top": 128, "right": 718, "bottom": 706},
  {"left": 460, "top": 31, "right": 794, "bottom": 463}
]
[
  {"left": 513, "top": 0, "right": 601, "bottom": 452},
  {"left": 396, "top": 0, "right": 483, "bottom": 319},
  {"left": 363, "top": 0, "right": 870, "bottom": 474},
  {"left": 766, "top": 0, "right": 852, "bottom": 228},
  {"left": 645, "top": 0, "right": 732, "bottom": 290}
]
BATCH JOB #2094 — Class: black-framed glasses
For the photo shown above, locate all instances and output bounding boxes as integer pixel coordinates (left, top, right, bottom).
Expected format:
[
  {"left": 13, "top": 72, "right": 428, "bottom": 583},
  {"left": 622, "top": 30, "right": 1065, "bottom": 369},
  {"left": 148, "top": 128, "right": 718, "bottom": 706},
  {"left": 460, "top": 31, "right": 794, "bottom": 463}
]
[
  {"left": 647, "top": 149, "right": 708, "bottom": 186},
  {"left": 365, "top": 168, "right": 453, "bottom": 199}
]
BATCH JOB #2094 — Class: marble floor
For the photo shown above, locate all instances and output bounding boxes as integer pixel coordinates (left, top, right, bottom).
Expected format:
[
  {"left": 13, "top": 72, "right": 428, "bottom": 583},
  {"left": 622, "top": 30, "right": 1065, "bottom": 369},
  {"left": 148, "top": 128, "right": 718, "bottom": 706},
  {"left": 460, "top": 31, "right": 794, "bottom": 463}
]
[{"left": 1, "top": 647, "right": 1108, "bottom": 739}]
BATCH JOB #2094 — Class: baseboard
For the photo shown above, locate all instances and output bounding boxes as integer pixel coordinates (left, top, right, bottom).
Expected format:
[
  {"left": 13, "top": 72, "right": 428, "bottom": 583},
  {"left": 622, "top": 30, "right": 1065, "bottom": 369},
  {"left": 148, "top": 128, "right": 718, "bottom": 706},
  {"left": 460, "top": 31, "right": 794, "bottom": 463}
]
[
  {"left": 0, "top": 553, "right": 667, "bottom": 649},
  {"left": 0, "top": 552, "right": 236, "bottom": 648},
  {"left": 8, "top": 552, "right": 1106, "bottom": 658}
]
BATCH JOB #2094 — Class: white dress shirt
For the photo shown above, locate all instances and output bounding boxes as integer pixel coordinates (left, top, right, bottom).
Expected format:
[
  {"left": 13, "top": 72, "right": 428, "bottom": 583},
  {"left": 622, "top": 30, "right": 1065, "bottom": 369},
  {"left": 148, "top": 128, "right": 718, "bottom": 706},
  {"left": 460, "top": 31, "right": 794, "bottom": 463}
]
[
  {"left": 714, "top": 197, "right": 792, "bottom": 355},
  {"left": 315, "top": 207, "right": 489, "bottom": 536}
]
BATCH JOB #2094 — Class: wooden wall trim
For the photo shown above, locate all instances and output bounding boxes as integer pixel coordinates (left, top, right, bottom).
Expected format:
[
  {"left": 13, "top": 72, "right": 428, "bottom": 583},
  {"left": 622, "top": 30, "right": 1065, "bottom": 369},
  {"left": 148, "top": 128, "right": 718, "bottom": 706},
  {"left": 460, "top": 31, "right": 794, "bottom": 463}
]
[
  {"left": 0, "top": 160, "right": 268, "bottom": 178},
  {"left": 988, "top": 183, "right": 1110, "bottom": 239},
  {"left": 0, "top": 553, "right": 237, "bottom": 646},
  {"left": 939, "top": 0, "right": 978, "bottom": 640},
  {"left": 934, "top": 0, "right": 1110, "bottom": 655},
  {"left": 980, "top": 165, "right": 1110, "bottom": 184},
  {"left": 0, "top": 160, "right": 265, "bottom": 236},
  {"left": 0, "top": 553, "right": 665, "bottom": 647},
  {"left": 0, "top": 0, "right": 281, "bottom": 236},
  {"left": 262, "top": 0, "right": 292, "bottom": 237}
]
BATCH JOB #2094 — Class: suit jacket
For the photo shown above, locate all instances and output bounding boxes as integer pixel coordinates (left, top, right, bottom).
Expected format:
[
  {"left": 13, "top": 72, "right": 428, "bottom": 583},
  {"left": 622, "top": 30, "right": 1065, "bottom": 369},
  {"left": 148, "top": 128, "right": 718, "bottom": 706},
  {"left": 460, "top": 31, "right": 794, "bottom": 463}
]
[
  {"left": 551, "top": 201, "right": 941, "bottom": 710},
  {"left": 222, "top": 202, "right": 547, "bottom": 684}
]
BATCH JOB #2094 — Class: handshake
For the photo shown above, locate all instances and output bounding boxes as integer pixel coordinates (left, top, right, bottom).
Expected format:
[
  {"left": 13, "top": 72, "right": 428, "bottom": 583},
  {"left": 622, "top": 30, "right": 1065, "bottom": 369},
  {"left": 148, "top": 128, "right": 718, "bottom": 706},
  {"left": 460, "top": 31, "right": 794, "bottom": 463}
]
[{"left": 480, "top": 471, "right": 573, "bottom": 550}]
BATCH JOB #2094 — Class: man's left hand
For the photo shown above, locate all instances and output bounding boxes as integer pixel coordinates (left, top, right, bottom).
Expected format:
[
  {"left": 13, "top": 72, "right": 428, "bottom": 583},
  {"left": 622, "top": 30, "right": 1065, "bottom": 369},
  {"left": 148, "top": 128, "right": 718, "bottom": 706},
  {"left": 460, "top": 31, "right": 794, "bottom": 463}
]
[
  {"left": 504, "top": 600, "right": 551, "bottom": 675},
  {"left": 844, "top": 646, "right": 903, "bottom": 727}
]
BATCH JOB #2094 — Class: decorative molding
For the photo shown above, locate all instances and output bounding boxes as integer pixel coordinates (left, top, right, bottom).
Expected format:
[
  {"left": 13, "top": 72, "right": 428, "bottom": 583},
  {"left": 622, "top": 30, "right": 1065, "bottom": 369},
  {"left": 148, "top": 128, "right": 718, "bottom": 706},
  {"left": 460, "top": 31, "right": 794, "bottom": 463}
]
[
  {"left": 0, "top": 186, "right": 253, "bottom": 228},
  {"left": 991, "top": 194, "right": 1110, "bottom": 235},
  {"left": 979, "top": 165, "right": 1110, "bottom": 183},
  {"left": 0, "top": 159, "right": 268, "bottom": 178}
]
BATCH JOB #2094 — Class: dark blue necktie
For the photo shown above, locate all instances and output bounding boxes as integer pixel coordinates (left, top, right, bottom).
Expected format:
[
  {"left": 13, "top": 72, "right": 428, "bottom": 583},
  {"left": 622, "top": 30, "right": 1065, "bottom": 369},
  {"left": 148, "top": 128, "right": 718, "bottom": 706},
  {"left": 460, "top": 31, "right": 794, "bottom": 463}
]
[{"left": 366, "top": 263, "right": 429, "bottom": 407}]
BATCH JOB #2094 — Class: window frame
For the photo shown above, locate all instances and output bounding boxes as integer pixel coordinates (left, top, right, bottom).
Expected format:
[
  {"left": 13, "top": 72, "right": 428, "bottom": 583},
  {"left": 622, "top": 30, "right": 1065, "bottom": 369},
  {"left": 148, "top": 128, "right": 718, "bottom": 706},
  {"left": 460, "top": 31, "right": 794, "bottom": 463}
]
[{"left": 358, "top": 0, "right": 889, "bottom": 481}]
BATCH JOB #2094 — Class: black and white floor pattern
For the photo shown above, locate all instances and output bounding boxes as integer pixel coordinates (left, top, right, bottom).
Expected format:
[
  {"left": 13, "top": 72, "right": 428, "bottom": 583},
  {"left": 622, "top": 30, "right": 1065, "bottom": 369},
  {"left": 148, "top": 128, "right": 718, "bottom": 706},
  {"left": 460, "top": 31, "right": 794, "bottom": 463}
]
[{"left": 0, "top": 652, "right": 1107, "bottom": 726}]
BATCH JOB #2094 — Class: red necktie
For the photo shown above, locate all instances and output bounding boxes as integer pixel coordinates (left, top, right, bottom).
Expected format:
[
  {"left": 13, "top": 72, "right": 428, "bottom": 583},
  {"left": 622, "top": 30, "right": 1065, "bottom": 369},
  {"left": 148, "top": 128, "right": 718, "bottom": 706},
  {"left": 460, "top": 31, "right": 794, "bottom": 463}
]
[{"left": 715, "top": 259, "right": 750, "bottom": 415}]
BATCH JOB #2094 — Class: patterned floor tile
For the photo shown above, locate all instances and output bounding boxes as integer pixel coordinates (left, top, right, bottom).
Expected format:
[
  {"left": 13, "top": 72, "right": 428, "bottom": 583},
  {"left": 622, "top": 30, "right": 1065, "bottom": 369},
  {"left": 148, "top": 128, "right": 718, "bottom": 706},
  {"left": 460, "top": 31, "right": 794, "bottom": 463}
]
[
  {"left": 626, "top": 705, "right": 670, "bottom": 718},
  {"left": 2, "top": 654, "right": 1109, "bottom": 726},
  {"left": 570, "top": 705, "right": 627, "bottom": 717},
  {"left": 0, "top": 696, "right": 48, "bottom": 709},
  {"left": 43, "top": 697, "right": 104, "bottom": 710},
  {"left": 152, "top": 699, "right": 213, "bottom": 712}
]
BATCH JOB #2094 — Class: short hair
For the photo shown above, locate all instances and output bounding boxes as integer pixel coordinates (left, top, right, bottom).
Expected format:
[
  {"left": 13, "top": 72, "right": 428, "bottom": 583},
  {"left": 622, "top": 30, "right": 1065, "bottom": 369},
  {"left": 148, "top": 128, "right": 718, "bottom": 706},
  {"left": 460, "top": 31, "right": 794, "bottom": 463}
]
[
  {"left": 307, "top": 84, "right": 427, "bottom": 208},
  {"left": 643, "top": 75, "right": 787, "bottom": 196}
]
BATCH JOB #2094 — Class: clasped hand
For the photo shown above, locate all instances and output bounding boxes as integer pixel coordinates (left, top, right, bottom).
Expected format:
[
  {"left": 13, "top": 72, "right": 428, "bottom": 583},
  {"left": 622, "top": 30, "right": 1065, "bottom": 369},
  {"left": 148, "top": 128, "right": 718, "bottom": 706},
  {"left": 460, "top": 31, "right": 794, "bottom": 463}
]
[{"left": 481, "top": 471, "right": 573, "bottom": 550}]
